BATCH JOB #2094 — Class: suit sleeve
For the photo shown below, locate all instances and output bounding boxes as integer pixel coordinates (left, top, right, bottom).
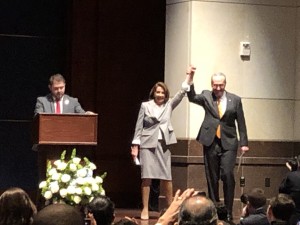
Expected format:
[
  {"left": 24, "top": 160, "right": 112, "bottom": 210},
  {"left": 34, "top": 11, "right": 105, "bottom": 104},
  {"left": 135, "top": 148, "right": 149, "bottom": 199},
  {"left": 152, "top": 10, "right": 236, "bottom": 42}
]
[
  {"left": 279, "top": 173, "right": 292, "bottom": 194},
  {"left": 132, "top": 103, "right": 145, "bottom": 145},
  {"left": 187, "top": 84, "right": 205, "bottom": 106},
  {"left": 74, "top": 98, "right": 86, "bottom": 113},
  {"left": 236, "top": 98, "right": 248, "bottom": 146},
  {"left": 170, "top": 90, "right": 186, "bottom": 110},
  {"left": 34, "top": 97, "right": 45, "bottom": 116}
]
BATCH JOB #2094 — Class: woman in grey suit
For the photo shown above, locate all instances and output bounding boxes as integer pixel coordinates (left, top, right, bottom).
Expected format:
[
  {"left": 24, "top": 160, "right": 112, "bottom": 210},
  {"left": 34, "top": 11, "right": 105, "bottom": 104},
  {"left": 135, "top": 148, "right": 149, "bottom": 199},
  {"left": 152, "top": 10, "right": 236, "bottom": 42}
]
[{"left": 131, "top": 81, "right": 186, "bottom": 220}]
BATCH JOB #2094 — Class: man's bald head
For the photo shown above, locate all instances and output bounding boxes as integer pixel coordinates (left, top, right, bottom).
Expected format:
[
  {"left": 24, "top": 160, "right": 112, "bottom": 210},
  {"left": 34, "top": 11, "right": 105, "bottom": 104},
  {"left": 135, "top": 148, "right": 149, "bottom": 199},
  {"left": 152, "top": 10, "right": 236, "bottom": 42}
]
[{"left": 178, "top": 196, "right": 218, "bottom": 225}]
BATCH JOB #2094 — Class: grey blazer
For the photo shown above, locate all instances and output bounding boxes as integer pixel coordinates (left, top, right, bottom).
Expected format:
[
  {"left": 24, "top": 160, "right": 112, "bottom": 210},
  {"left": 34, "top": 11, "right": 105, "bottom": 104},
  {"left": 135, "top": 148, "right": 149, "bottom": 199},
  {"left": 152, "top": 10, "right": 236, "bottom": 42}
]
[
  {"left": 187, "top": 85, "right": 248, "bottom": 151},
  {"left": 132, "top": 90, "right": 185, "bottom": 149},
  {"left": 34, "top": 94, "right": 85, "bottom": 115}
]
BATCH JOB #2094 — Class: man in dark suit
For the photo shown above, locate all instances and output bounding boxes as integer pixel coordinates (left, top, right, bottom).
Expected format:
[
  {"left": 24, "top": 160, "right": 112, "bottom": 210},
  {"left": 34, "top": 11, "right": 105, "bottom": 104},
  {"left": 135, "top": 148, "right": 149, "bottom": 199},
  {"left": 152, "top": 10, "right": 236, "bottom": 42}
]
[
  {"left": 34, "top": 74, "right": 90, "bottom": 115},
  {"left": 239, "top": 188, "right": 269, "bottom": 225},
  {"left": 185, "top": 66, "right": 249, "bottom": 221},
  {"left": 279, "top": 156, "right": 300, "bottom": 225}
]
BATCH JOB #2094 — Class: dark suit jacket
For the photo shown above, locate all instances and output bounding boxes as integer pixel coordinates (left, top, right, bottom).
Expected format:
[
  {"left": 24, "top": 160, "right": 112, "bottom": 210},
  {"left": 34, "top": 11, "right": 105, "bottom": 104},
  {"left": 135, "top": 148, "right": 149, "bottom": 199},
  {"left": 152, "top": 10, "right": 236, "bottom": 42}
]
[
  {"left": 187, "top": 85, "right": 248, "bottom": 150},
  {"left": 279, "top": 170, "right": 300, "bottom": 212},
  {"left": 239, "top": 208, "right": 269, "bottom": 225},
  {"left": 34, "top": 94, "right": 85, "bottom": 115}
]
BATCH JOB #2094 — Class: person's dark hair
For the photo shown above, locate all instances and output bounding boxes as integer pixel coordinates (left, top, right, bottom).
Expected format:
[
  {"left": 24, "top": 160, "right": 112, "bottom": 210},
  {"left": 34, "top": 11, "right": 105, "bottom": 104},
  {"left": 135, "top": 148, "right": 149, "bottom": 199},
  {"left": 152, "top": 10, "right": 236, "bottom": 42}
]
[
  {"left": 149, "top": 82, "right": 170, "bottom": 103},
  {"left": 179, "top": 196, "right": 218, "bottom": 225},
  {"left": 287, "top": 157, "right": 299, "bottom": 171},
  {"left": 86, "top": 195, "right": 115, "bottom": 225},
  {"left": 0, "top": 187, "right": 37, "bottom": 225},
  {"left": 32, "top": 204, "right": 83, "bottom": 225},
  {"left": 49, "top": 74, "right": 66, "bottom": 86},
  {"left": 247, "top": 188, "right": 266, "bottom": 209},
  {"left": 269, "top": 194, "right": 295, "bottom": 221}
]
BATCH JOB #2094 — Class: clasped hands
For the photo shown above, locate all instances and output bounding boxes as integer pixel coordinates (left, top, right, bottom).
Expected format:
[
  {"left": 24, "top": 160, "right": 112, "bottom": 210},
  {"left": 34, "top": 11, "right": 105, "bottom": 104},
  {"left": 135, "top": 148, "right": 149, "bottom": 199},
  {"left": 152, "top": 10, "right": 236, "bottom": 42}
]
[{"left": 185, "top": 65, "right": 196, "bottom": 84}]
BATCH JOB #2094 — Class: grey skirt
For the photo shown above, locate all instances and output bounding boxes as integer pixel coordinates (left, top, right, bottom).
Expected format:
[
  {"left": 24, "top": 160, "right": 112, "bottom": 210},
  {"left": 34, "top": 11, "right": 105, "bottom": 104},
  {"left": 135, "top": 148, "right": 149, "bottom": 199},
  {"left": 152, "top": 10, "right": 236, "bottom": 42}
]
[{"left": 139, "top": 141, "right": 172, "bottom": 180}]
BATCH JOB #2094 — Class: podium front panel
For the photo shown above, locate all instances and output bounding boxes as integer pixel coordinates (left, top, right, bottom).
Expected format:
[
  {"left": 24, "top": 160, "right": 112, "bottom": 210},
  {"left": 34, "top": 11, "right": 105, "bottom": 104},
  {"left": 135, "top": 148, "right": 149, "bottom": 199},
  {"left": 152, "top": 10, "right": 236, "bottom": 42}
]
[{"left": 33, "top": 113, "right": 98, "bottom": 145}]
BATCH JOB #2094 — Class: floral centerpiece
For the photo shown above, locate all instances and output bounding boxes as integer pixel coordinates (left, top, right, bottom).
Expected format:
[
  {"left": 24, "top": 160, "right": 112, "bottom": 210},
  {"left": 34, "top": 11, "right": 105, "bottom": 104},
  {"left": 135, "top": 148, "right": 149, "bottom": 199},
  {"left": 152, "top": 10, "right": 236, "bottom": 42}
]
[{"left": 39, "top": 148, "right": 106, "bottom": 206}]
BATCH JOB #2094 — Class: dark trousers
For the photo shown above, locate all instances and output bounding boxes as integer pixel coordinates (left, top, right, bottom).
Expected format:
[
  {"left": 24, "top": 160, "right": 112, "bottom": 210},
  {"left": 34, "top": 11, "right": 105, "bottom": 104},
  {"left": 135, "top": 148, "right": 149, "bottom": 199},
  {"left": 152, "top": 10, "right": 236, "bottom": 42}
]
[{"left": 203, "top": 137, "right": 237, "bottom": 215}]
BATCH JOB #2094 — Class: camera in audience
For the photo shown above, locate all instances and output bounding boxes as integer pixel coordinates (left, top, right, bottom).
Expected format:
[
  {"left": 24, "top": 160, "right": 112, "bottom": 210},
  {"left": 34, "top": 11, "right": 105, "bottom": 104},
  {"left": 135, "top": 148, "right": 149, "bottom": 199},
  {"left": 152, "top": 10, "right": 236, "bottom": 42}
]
[{"left": 240, "top": 193, "right": 248, "bottom": 204}]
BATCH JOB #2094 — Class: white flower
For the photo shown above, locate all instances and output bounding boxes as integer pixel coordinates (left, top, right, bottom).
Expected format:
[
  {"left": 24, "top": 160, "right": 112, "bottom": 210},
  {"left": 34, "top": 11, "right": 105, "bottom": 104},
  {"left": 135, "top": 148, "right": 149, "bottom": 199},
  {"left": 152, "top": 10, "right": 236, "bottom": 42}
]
[
  {"left": 60, "top": 188, "right": 68, "bottom": 198},
  {"left": 101, "top": 189, "right": 105, "bottom": 195},
  {"left": 89, "top": 163, "right": 97, "bottom": 170},
  {"left": 39, "top": 149, "right": 106, "bottom": 205},
  {"left": 51, "top": 172, "right": 61, "bottom": 180},
  {"left": 57, "top": 162, "right": 67, "bottom": 171},
  {"left": 84, "top": 187, "right": 92, "bottom": 195},
  {"left": 67, "top": 186, "right": 76, "bottom": 194},
  {"left": 95, "top": 176, "right": 103, "bottom": 184},
  {"left": 50, "top": 182, "right": 59, "bottom": 193},
  {"left": 54, "top": 160, "right": 61, "bottom": 166},
  {"left": 92, "top": 183, "right": 99, "bottom": 191},
  {"left": 76, "top": 177, "right": 86, "bottom": 185},
  {"left": 75, "top": 187, "right": 83, "bottom": 195},
  {"left": 61, "top": 174, "right": 71, "bottom": 183},
  {"left": 72, "top": 157, "right": 81, "bottom": 164},
  {"left": 39, "top": 181, "right": 47, "bottom": 189},
  {"left": 77, "top": 168, "right": 87, "bottom": 177},
  {"left": 64, "top": 99, "right": 70, "bottom": 105},
  {"left": 69, "top": 163, "right": 77, "bottom": 171},
  {"left": 73, "top": 196, "right": 82, "bottom": 204},
  {"left": 86, "top": 177, "right": 94, "bottom": 184},
  {"left": 48, "top": 168, "right": 57, "bottom": 176},
  {"left": 44, "top": 191, "right": 53, "bottom": 200}
]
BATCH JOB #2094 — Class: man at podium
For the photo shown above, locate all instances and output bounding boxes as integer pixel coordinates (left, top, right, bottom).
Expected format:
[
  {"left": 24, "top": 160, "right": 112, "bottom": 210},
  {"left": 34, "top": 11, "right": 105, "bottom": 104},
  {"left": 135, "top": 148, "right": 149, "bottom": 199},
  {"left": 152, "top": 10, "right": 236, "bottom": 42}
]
[{"left": 34, "top": 74, "right": 87, "bottom": 115}]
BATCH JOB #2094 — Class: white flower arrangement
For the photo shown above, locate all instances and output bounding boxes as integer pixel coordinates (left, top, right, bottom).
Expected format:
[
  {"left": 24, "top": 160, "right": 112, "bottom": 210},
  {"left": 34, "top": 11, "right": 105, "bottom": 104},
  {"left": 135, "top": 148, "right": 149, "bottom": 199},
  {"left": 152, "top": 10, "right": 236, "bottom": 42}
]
[{"left": 39, "top": 148, "right": 106, "bottom": 206}]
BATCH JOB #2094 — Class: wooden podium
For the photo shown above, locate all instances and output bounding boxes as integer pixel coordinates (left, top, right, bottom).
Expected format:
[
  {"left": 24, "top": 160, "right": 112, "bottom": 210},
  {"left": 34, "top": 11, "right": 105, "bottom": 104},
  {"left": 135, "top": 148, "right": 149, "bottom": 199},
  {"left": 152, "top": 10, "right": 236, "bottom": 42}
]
[{"left": 32, "top": 113, "right": 98, "bottom": 182}]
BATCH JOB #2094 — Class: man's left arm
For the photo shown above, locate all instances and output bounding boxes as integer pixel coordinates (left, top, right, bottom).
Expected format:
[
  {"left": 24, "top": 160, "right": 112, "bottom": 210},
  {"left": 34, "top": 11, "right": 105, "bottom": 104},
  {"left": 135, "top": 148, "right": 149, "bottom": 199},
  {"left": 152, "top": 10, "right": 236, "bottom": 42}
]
[
  {"left": 73, "top": 98, "right": 86, "bottom": 113},
  {"left": 236, "top": 98, "right": 249, "bottom": 152}
]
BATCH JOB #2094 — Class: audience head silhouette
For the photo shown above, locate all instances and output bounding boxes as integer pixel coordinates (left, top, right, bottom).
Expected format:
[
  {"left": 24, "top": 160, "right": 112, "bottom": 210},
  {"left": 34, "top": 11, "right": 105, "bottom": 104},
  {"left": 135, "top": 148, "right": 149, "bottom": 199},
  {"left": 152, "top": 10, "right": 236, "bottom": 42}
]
[
  {"left": 86, "top": 195, "right": 115, "bottom": 225},
  {"left": 267, "top": 193, "right": 295, "bottom": 222},
  {"left": 178, "top": 196, "right": 218, "bottom": 225},
  {"left": 32, "top": 204, "right": 83, "bottom": 225},
  {"left": 247, "top": 187, "right": 267, "bottom": 209},
  {"left": 0, "top": 187, "right": 37, "bottom": 225}
]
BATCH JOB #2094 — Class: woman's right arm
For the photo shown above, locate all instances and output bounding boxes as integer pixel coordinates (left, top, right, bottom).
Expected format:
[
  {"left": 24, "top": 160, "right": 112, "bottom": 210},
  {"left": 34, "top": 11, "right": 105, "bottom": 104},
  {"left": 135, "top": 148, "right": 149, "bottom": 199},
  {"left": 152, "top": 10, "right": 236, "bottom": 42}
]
[{"left": 131, "top": 104, "right": 145, "bottom": 159}]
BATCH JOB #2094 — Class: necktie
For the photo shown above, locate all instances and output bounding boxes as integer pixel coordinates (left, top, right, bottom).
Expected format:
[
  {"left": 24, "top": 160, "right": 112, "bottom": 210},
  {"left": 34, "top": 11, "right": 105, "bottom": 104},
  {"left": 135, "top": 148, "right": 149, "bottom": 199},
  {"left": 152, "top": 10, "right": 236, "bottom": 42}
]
[
  {"left": 55, "top": 100, "right": 61, "bottom": 114},
  {"left": 216, "top": 99, "right": 222, "bottom": 138}
]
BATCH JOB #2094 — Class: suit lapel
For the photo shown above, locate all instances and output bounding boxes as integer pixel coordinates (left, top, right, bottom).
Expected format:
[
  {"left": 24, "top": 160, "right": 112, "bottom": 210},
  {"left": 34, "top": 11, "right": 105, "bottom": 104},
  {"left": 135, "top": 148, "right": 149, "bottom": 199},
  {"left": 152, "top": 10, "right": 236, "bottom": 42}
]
[
  {"left": 224, "top": 93, "right": 233, "bottom": 117},
  {"left": 210, "top": 92, "right": 220, "bottom": 118},
  {"left": 147, "top": 100, "right": 166, "bottom": 120},
  {"left": 63, "top": 95, "right": 71, "bottom": 113}
]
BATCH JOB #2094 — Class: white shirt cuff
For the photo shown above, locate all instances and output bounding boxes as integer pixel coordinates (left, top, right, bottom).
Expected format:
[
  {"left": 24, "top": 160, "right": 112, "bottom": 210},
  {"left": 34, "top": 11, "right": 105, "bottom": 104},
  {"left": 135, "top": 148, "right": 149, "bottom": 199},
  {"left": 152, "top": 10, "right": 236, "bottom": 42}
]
[
  {"left": 132, "top": 139, "right": 140, "bottom": 145},
  {"left": 181, "top": 81, "right": 191, "bottom": 92}
]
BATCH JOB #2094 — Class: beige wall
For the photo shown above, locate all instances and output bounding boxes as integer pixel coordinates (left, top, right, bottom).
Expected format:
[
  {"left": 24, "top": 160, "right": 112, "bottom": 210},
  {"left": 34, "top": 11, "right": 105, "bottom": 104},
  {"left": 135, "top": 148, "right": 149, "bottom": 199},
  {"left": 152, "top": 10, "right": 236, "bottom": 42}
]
[{"left": 166, "top": 0, "right": 300, "bottom": 141}]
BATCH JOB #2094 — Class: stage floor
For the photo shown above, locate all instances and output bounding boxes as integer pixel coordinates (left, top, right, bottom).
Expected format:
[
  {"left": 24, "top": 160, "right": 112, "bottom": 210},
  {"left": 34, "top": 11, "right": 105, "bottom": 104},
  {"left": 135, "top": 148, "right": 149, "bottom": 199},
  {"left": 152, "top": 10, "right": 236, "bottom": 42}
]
[
  {"left": 114, "top": 208, "right": 238, "bottom": 225},
  {"left": 114, "top": 208, "right": 160, "bottom": 225}
]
